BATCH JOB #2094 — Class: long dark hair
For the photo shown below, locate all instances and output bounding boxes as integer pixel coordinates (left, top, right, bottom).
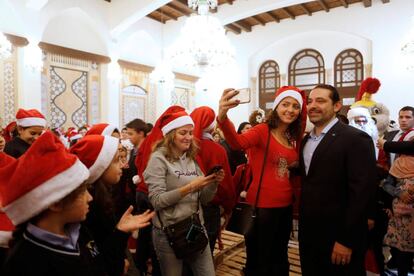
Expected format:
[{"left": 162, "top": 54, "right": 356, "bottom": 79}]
[
  {"left": 265, "top": 108, "right": 302, "bottom": 141},
  {"left": 89, "top": 180, "right": 114, "bottom": 218}
]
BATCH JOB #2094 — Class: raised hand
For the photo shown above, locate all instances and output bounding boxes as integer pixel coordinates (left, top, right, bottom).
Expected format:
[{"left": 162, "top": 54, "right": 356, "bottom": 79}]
[
  {"left": 218, "top": 88, "right": 240, "bottom": 121},
  {"left": 116, "top": 206, "right": 155, "bottom": 233}
]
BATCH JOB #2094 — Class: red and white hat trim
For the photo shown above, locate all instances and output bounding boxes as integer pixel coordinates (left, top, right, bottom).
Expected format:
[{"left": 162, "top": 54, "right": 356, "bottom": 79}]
[
  {"left": 69, "top": 134, "right": 83, "bottom": 141},
  {"left": 87, "top": 136, "right": 119, "bottom": 183},
  {"left": 272, "top": 90, "right": 303, "bottom": 110},
  {"left": 347, "top": 107, "right": 371, "bottom": 119},
  {"left": 102, "top": 125, "right": 117, "bottom": 136},
  {"left": 16, "top": 117, "right": 46, "bottom": 128},
  {"left": 161, "top": 116, "right": 194, "bottom": 135},
  {"left": 2, "top": 159, "right": 89, "bottom": 226}
]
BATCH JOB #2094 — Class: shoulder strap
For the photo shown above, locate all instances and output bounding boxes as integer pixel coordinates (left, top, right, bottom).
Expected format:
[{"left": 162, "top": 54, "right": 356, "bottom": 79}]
[{"left": 253, "top": 125, "right": 271, "bottom": 209}]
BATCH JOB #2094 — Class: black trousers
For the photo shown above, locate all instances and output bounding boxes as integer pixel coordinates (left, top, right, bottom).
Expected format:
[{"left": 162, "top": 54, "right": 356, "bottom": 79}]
[
  {"left": 202, "top": 204, "right": 221, "bottom": 254},
  {"left": 244, "top": 205, "right": 293, "bottom": 276},
  {"left": 299, "top": 222, "right": 366, "bottom": 276},
  {"left": 391, "top": 247, "right": 414, "bottom": 276}
]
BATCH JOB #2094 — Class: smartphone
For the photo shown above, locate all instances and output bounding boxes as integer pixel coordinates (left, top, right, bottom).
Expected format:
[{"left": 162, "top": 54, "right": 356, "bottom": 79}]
[
  {"left": 206, "top": 165, "right": 223, "bottom": 176},
  {"left": 232, "top": 88, "right": 251, "bottom": 104}
]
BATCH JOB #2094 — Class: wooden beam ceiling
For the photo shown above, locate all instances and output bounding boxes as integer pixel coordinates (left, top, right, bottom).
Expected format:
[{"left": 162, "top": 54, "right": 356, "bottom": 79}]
[
  {"left": 225, "top": 24, "right": 241, "bottom": 34},
  {"left": 166, "top": 3, "right": 192, "bottom": 16},
  {"left": 381, "top": 0, "right": 390, "bottom": 3},
  {"left": 362, "top": 0, "right": 372, "bottom": 7},
  {"left": 252, "top": 15, "right": 266, "bottom": 26},
  {"left": 318, "top": 0, "right": 330, "bottom": 12},
  {"left": 282, "top": 8, "right": 295, "bottom": 20},
  {"left": 233, "top": 21, "right": 252, "bottom": 32},
  {"left": 267, "top": 11, "right": 280, "bottom": 23},
  {"left": 299, "top": 4, "right": 312, "bottom": 16},
  {"left": 339, "top": 0, "right": 349, "bottom": 8}
]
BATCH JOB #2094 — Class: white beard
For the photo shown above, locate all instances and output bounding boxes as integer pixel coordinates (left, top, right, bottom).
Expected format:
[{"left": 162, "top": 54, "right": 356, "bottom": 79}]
[{"left": 349, "top": 118, "right": 379, "bottom": 159}]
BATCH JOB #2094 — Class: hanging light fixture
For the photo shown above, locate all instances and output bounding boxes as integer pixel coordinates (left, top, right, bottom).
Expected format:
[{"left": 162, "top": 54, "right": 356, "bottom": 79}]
[
  {"left": 150, "top": 9, "right": 175, "bottom": 91},
  {"left": 0, "top": 32, "right": 12, "bottom": 59},
  {"left": 188, "top": 0, "right": 218, "bottom": 15},
  {"left": 168, "top": 1, "right": 235, "bottom": 73}
]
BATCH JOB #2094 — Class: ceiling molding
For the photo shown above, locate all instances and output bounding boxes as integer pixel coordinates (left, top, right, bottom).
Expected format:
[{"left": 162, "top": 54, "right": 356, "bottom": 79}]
[
  {"left": 39, "top": 42, "right": 111, "bottom": 63},
  {"left": 4, "top": 33, "right": 29, "bottom": 47}
]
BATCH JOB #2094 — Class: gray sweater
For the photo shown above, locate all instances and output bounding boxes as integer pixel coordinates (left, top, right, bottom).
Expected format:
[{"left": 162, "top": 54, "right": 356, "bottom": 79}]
[{"left": 144, "top": 147, "right": 218, "bottom": 228}]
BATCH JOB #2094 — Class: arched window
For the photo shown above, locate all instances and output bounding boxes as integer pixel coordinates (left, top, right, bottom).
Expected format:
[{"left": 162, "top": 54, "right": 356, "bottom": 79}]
[
  {"left": 334, "top": 49, "right": 364, "bottom": 115},
  {"left": 288, "top": 49, "right": 325, "bottom": 91},
  {"left": 121, "top": 85, "right": 148, "bottom": 127},
  {"left": 334, "top": 49, "right": 364, "bottom": 88},
  {"left": 258, "top": 60, "right": 280, "bottom": 112}
]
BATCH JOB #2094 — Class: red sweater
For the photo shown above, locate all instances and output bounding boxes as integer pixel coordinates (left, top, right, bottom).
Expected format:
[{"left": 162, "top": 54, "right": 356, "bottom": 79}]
[
  {"left": 219, "top": 119, "right": 298, "bottom": 208},
  {"left": 197, "top": 139, "right": 236, "bottom": 214}
]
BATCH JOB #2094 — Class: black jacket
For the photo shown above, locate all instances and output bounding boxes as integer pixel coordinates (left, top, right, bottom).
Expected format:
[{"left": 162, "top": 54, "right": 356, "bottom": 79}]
[{"left": 4, "top": 137, "right": 30, "bottom": 158}]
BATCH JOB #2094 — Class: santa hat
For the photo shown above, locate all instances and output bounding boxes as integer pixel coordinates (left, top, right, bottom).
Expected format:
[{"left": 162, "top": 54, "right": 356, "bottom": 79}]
[
  {"left": 190, "top": 106, "right": 216, "bottom": 140},
  {"left": 0, "top": 131, "right": 89, "bottom": 225},
  {"left": 347, "top": 107, "right": 372, "bottom": 120},
  {"left": 15, "top": 109, "right": 46, "bottom": 128},
  {"left": 0, "top": 154, "right": 15, "bottom": 247},
  {"left": 160, "top": 111, "right": 194, "bottom": 135},
  {"left": 135, "top": 106, "right": 193, "bottom": 194},
  {"left": 271, "top": 86, "right": 304, "bottom": 110},
  {"left": 67, "top": 130, "right": 82, "bottom": 142},
  {"left": 352, "top": 77, "right": 380, "bottom": 108},
  {"left": 3, "top": 121, "right": 16, "bottom": 143},
  {"left": 70, "top": 135, "right": 119, "bottom": 184},
  {"left": 86, "top": 123, "right": 118, "bottom": 136}
]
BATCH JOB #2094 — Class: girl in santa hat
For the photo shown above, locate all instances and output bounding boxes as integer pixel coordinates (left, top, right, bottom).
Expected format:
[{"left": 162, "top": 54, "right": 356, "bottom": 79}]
[
  {"left": 143, "top": 108, "right": 224, "bottom": 276},
  {"left": 4, "top": 109, "right": 46, "bottom": 158},
  {"left": 70, "top": 135, "right": 155, "bottom": 276},
  {"left": 217, "top": 86, "right": 307, "bottom": 275}
]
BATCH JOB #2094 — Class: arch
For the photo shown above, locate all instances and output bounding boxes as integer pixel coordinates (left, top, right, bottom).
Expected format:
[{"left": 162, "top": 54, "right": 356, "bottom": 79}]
[
  {"left": 258, "top": 60, "right": 280, "bottom": 112},
  {"left": 288, "top": 49, "right": 325, "bottom": 90},
  {"left": 334, "top": 48, "right": 364, "bottom": 88}
]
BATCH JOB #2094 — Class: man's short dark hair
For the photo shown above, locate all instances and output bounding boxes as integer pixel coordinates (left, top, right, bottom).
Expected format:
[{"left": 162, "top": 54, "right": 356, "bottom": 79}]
[
  {"left": 399, "top": 106, "right": 414, "bottom": 116},
  {"left": 312, "top": 84, "right": 340, "bottom": 104},
  {"left": 125, "top": 119, "right": 149, "bottom": 136}
]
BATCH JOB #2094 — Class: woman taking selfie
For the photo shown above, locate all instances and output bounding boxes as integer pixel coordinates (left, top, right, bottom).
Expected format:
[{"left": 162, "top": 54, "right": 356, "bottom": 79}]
[
  {"left": 217, "top": 86, "right": 306, "bottom": 275},
  {"left": 144, "top": 109, "right": 224, "bottom": 276}
]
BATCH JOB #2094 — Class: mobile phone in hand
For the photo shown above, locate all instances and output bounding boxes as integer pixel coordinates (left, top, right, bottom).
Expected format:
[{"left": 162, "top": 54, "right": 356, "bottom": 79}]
[
  {"left": 232, "top": 88, "right": 251, "bottom": 104},
  {"left": 206, "top": 165, "right": 223, "bottom": 176}
]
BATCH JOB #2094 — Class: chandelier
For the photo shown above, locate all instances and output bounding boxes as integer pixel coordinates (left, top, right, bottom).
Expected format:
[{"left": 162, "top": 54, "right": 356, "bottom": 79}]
[
  {"left": 188, "top": 0, "right": 218, "bottom": 15},
  {"left": 0, "top": 33, "right": 12, "bottom": 59},
  {"left": 168, "top": 14, "right": 235, "bottom": 73}
]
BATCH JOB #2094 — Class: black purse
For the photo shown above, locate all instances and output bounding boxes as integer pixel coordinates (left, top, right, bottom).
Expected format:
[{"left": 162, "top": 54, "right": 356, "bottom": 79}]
[
  {"left": 157, "top": 193, "right": 208, "bottom": 259},
  {"left": 226, "top": 126, "right": 271, "bottom": 236}
]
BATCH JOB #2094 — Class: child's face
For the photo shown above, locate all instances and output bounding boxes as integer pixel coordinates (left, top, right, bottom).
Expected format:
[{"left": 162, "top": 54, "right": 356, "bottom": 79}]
[
  {"left": 126, "top": 128, "right": 144, "bottom": 147},
  {"left": 62, "top": 189, "right": 93, "bottom": 223},
  {"left": 18, "top": 126, "right": 44, "bottom": 144},
  {"left": 101, "top": 150, "right": 123, "bottom": 185}
]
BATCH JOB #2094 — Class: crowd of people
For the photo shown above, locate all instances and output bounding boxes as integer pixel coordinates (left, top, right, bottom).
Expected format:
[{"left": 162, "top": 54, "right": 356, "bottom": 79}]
[{"left": 0, "top": 82, "right": 412, "bottom": 276}]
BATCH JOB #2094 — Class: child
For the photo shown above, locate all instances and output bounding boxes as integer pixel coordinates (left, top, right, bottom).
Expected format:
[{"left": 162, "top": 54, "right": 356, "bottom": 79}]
[
  {"left": 4, "top": 109, "right": 46, "bottom": 158},
  {"left": 85, "top": 123, "right": 120, "bottom": 138},
  {"left": 0, "top": 131, "right": 99, "bottom": 275},
  {"left": 70, "top": 135, "right": 154, "bottom": 276}
]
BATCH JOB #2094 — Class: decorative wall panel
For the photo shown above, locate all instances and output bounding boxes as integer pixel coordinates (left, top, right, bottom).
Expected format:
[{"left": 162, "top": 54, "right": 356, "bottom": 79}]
[
  {"left": 0, "top": 46, "right": 18, "bottom": 126},
  {"left": 173, "top": 78, "right": 195, "bottom": 111},
  {"left": 42, "top": 53, "right": 101, "bottom": 129}
]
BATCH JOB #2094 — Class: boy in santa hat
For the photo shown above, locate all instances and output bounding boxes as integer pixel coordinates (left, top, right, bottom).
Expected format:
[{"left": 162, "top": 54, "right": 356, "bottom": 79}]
[{"left": 4, "top": 109, "right": 46, "bottom": 158}]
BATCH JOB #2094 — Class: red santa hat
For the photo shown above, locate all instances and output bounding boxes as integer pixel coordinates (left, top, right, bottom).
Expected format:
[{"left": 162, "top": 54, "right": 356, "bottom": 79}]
[
  {"left": 0, "top": 131, "right": 89, "bottom": 225},
  {"left": 0, "top": 153, "right": 15, "bottom": 247},
  {"left": 15, "top": 108, "right": 46, "bottom": 128},
  {"left": 160, "top": 111, "right": 194, "bottom": 135},
  {"left": 70, "top": 135, "right": 119, "bottom": 184},
  {"left": 271, "top": 86, "right": 304, "bottom": 110},
  {"left": 67, "top": 130, "right": 82, "bottom": 142},
  {"left": 3, "top": 121, "right": 16, "bottom": 143},
  {"left": 86, "top": 123, "right": 118, "bottom": 136},
  {"left": 190, "top": 106, "right": 216, "bottom": 140}
]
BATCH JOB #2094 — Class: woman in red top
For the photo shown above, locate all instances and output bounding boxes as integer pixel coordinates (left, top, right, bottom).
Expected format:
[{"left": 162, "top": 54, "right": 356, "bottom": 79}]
[{"left": 217, "top": 86, "right": 306, "bottom": 276}]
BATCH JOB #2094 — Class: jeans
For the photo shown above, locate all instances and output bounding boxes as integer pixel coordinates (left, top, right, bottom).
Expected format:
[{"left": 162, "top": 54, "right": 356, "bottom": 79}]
[{"left": 152, "top": 227, "right": 215, "bottom": 276}]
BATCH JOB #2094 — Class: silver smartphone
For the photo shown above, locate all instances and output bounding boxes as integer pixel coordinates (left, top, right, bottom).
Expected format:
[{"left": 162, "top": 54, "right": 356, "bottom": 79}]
[{"left": 232, "top": 88, "right": 251, "bottom": 104}]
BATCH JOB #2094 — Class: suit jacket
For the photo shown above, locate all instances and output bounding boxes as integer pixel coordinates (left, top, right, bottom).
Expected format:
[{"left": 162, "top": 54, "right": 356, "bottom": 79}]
[{"left": 299, "top": 121, "right": 377, "bottom": 250}]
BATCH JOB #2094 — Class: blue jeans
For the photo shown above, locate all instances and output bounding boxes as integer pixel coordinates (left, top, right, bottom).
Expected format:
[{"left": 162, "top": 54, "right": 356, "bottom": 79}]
[{"left": 152, "top": 227, "right": 215, "bottom": 276}]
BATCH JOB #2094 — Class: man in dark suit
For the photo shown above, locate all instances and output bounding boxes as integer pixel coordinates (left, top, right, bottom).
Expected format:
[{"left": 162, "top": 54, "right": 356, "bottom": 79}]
[{"left": 299, "top": 84, "right": 377, "bottom": 276}]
